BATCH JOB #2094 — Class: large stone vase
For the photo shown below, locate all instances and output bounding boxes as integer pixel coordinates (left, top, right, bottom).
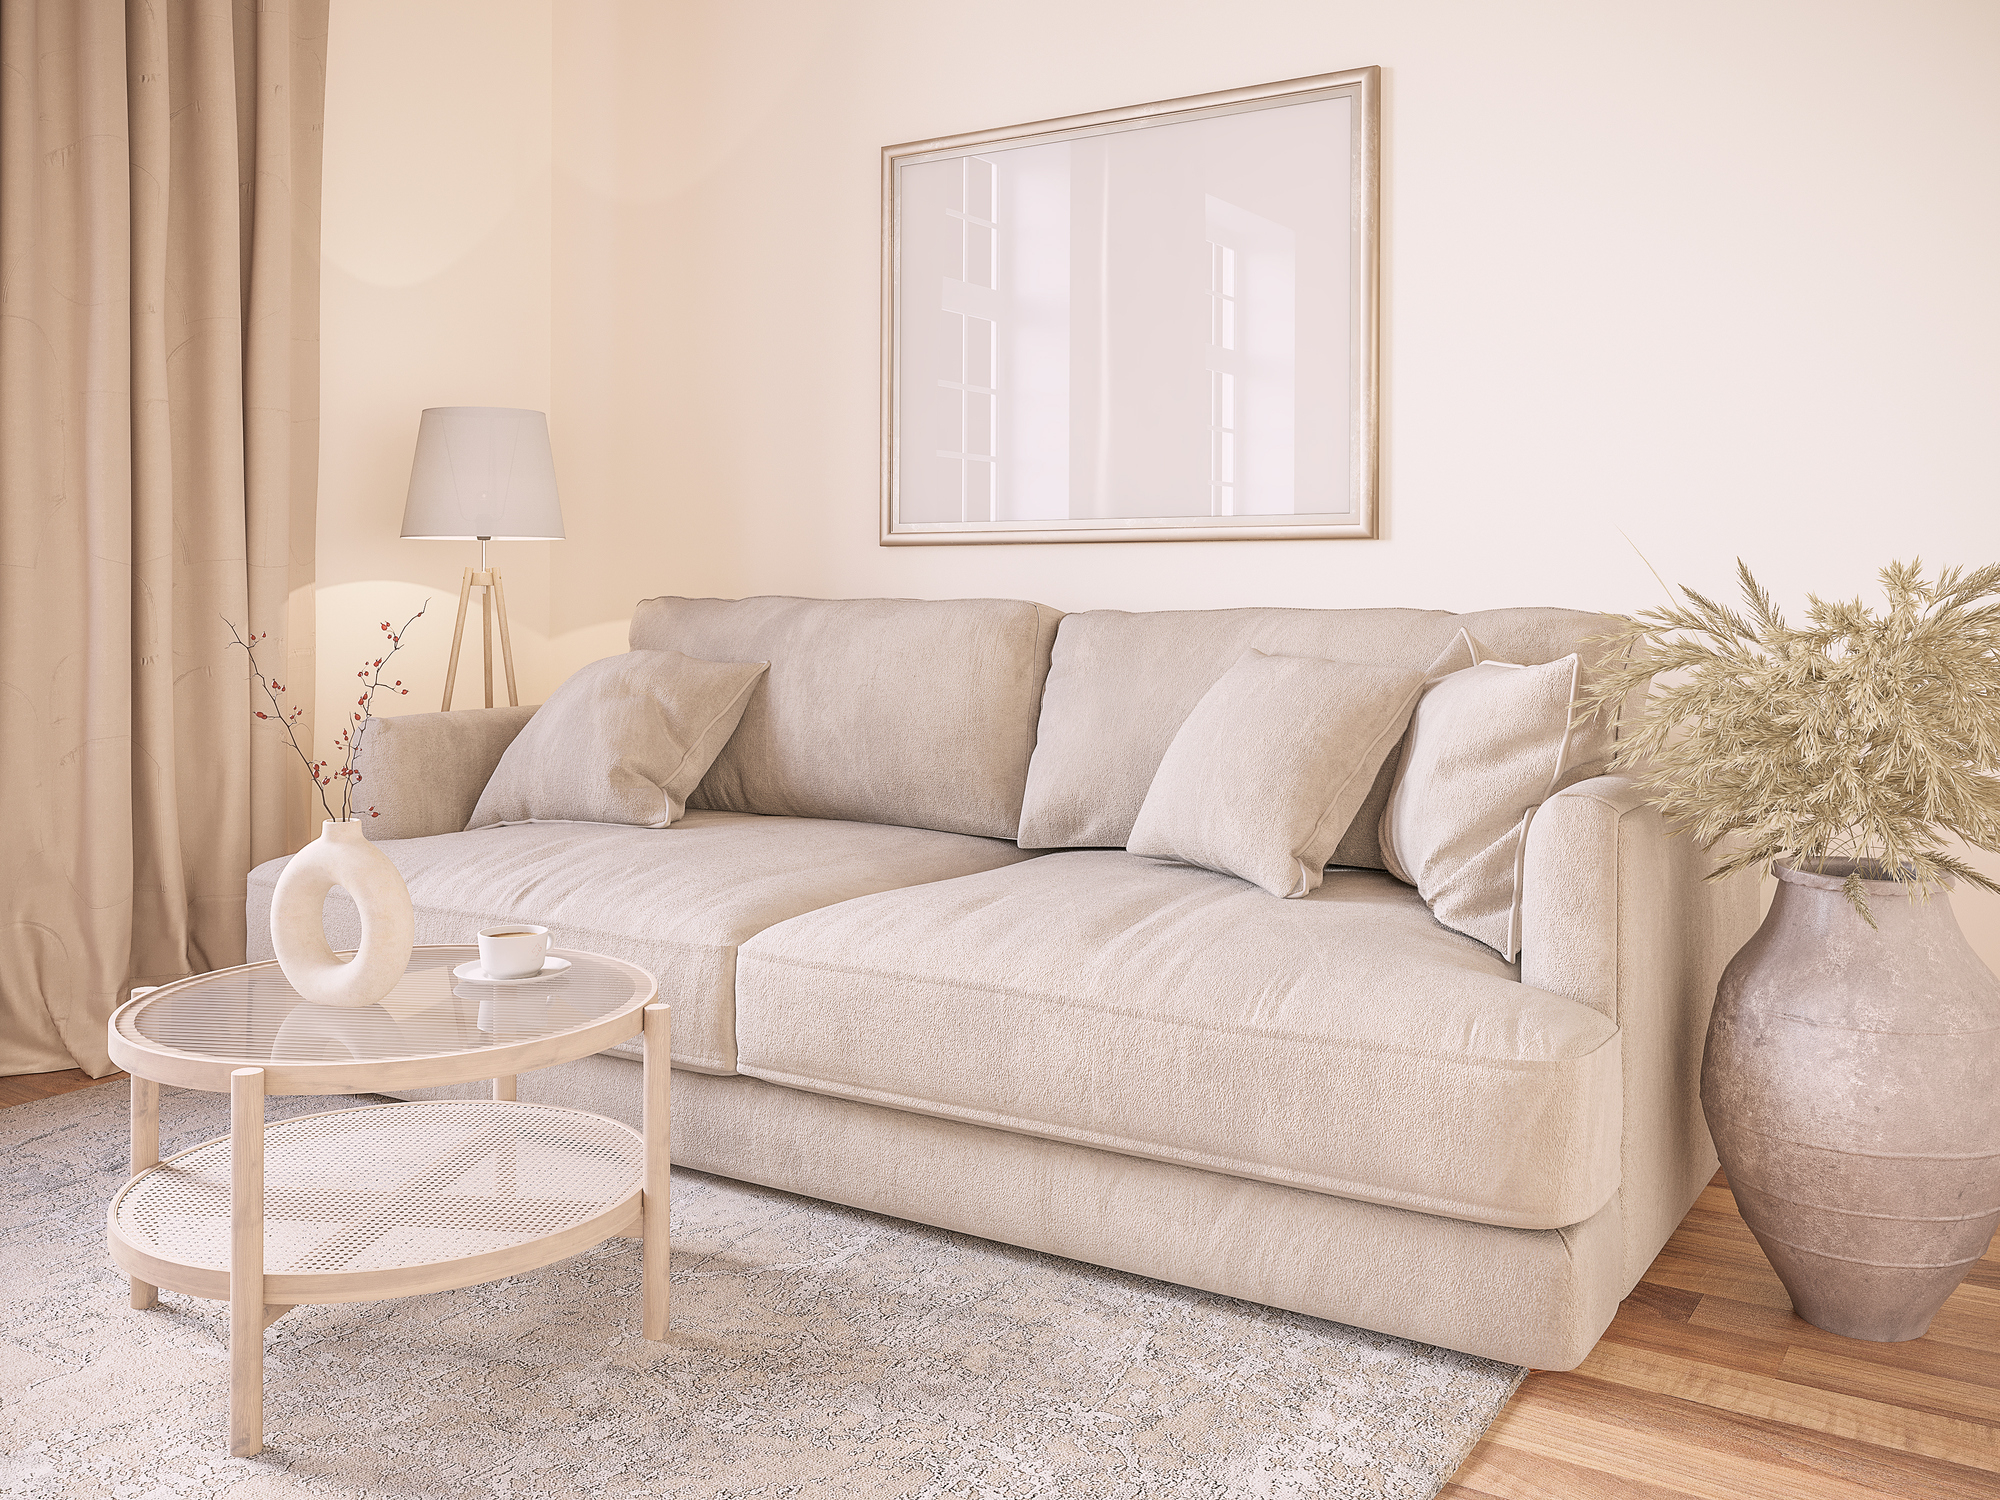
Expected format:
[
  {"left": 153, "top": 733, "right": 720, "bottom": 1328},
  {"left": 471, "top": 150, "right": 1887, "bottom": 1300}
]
[
  {"left": 1702, "top": 859, "right": 2000, "bottom": 1341},
  {"left": 269, "top": 819, "right": 415, "bottom": 1009}
]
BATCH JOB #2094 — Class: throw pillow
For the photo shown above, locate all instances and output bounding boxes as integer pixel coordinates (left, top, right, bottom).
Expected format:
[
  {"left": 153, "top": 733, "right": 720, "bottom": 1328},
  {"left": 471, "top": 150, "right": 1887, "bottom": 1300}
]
[
  {"left": 1378, "top": 644, "right": 1584, "bottom": 959},
  {"left": 466, "top": 650, "right": 769, "bottom": 830},
  {"left": 1126, "top": 650, "right": 1429, "bottom": 899}
]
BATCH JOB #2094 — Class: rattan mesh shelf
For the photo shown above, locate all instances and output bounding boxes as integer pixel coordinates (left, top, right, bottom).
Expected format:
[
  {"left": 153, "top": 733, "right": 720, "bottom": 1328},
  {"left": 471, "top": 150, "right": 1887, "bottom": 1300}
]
[{"left": 109, "top": 1100, "right": 644, "bottom": 1301}]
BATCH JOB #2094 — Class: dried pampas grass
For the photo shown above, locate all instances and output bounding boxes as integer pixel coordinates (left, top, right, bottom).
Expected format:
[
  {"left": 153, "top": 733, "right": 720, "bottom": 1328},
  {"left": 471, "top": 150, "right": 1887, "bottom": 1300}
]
[{"left": 1581, "top": 559, "right": 2000, "bottom": 918}]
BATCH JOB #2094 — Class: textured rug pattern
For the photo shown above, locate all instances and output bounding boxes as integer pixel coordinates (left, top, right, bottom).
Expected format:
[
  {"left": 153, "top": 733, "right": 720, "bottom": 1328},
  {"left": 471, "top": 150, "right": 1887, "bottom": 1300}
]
[{"left": 0, "top": 1084, "right": 1522, "bottom": 1498}]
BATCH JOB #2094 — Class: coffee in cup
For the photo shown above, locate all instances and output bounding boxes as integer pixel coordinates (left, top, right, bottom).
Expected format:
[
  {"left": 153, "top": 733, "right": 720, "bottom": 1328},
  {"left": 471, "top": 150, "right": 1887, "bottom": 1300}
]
[{"left": 478, "top": 923, "right": 552, "bottom": 979}]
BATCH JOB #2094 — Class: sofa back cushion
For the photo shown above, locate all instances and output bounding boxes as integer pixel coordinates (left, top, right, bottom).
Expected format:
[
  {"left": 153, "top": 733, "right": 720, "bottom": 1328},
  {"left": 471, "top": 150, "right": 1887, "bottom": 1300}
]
[
  {"left": 1018, "top": 606, "right": 1622, "bottom": 866},
  {"left": 1126, "top": 651, "right": 1429, "bottom": 899},
  {"left": 629, "top": 595, "right": 1062, "bottom": 839},
  {"left": 466, "top": 650, "right": 769, "bottom": 831}
]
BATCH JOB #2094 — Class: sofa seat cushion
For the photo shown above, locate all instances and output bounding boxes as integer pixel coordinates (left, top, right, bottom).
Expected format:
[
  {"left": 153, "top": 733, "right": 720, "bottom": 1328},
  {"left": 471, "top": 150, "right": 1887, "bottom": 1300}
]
[
  {"left": 734, "top": 851, "right": 1622, "bottom": 1230},
  {"left": 246, "top": 813, "right": 1039, "bottom": 1074}
]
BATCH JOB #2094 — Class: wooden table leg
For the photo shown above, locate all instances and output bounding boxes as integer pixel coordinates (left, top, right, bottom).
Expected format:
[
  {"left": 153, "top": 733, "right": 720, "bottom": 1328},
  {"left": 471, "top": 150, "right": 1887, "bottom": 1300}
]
[
  {"left": 230, "top": 1067, "right": 265, "bottom": 1458},
  {"left": 130, "top": 1077, "right": 160, "bottom": 1310},
  {"left": 492, "top": 1075, "right": 516, "bottom": 1101},
  {"left": 642, "top": 1003, "right": 671, "bottom": 1340}
]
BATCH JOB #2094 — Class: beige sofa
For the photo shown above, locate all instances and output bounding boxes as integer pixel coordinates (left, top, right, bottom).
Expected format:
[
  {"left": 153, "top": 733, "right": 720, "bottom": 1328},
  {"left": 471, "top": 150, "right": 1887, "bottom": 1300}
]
[{"left": 246, "top": 595, "right": 1757, "bottom": 1370}]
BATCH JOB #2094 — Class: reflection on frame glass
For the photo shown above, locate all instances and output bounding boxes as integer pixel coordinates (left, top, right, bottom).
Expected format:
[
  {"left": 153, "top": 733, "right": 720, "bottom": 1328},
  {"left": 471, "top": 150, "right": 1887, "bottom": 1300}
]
[{"left": 882, "top": 68, "right": 1379, "bottom": 545}]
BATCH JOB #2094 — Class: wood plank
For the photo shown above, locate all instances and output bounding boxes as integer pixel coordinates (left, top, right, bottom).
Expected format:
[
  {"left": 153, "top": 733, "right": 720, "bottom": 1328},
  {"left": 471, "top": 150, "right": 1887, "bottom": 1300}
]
[
  {"left": 0, "top": 1069, "right": 125, "bottom": 1107},
  {"left": 1660, "top": 1220, "right": 1783, "bottom": 1265},
  {"left": 1778, "top": 1346, "right": 2000, "bottom": 1427},
  {"left": 1616, "top": 1281, "right": 1702, "bottom": 1324},
  {"left": 1480, "top": 1399, "right": 1901, "bottom": 1500},
  {"left": 1680, "top": 1194, "right": 1761, "bottom": 1231},
  {"left": 1958, "top": 1257, "right": 2000, "bottom": 1292},
  {"left": 1640, "top": 1248, "right": 1795, "bottom": 1310},
  {"left": 1689, "top": 1294, "right": 2000, "bottom": 1389},
  {"left": 1573, "top": 1340, "right": 2000, "bottom": 1474},
  {"left": 1599, "top": 1303, "right": 1792, "bottom": 1378},
  {"left": 1505, "top": 1373, "right": 2000, "bottom": 1500},
  {"left": 1923, "top": 1282, "right": 2000, "bottom": 1351},
  {"left": 1445, "top": 1441, "right": 1705, "bottom": 1500},
  {"left": 1693, "top": 1182, "right": 1738, "bottom": 1212}
]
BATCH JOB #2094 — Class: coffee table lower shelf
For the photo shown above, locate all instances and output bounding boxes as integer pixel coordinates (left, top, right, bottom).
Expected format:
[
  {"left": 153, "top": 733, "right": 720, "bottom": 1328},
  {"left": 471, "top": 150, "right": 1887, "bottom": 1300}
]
[
  {"left": 109, "top": 1099, "right": 645, "bottom": 1305},
  {"left": 108, "top": 1097, "right": 657, "bottom": 1455}
]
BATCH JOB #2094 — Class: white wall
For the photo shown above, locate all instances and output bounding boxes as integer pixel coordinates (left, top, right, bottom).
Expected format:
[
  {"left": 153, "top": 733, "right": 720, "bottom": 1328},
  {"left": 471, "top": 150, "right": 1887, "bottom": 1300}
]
[
  {"left": 547, "top": 0, "right": 2000, "bottom": 634},
  {"left": 327, "top": 0, "right": 2000, "bottom": 964},
  {"left": 318, "top": 0, "right": 555, "bottom": 773}
]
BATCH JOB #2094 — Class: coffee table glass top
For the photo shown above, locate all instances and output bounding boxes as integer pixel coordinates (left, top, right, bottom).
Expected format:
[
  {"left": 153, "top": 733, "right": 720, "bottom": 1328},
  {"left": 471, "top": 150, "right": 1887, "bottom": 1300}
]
[{"left": 122, "top": 946, "right": 650, "bottom": 1066}]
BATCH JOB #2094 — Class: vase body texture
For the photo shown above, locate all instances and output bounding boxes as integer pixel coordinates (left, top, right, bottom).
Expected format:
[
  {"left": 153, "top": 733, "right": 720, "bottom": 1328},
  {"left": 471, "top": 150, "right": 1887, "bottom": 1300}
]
[
  {"left": 269, "top": 820, "right": 415, "bottom": 1008},
  {"left": 1702, "top": 860, "right": 2000, "bottom": 1341}
]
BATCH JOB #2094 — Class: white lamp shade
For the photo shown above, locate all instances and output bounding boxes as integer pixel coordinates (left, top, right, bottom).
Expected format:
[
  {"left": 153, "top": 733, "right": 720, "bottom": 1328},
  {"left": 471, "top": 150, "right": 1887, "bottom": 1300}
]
[{"left": 401, "top": 407, "right": 565, "bottom": 540}]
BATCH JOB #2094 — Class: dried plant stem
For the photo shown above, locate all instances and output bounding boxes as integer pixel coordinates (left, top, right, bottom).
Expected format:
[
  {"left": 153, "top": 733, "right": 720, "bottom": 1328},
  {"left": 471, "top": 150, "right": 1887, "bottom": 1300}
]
[
  {"left": 227, "top": 602, "right": 428, "bottom": 822},
  {"left": 1578, "top": 559, "right": 2000, "bottom": 922}
]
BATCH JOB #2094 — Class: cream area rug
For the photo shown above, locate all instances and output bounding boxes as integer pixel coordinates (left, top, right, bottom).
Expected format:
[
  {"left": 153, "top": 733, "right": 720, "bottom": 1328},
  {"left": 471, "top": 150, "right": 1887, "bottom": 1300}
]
[{"left": 1, "top": 1083, "right": 1523, "bottom": 1499}]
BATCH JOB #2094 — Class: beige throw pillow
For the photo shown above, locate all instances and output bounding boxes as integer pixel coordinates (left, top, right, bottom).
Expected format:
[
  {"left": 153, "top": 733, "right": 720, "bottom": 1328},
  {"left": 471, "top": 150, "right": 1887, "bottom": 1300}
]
[
  {"left": 1379, "top": 643, "right": 1583, "bottom": 959},
  {"left": 466, "top": 650, "right": 769, "bottom": 830},
  {"left": 1126, "top": 651, "right": 1429, "bottom": 899}
]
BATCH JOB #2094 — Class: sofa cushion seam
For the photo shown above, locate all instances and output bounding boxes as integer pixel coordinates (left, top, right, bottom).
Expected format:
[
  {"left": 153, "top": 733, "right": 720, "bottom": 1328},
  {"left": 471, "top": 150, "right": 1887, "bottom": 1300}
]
[
  {"left": 739, "top": 1062, "right": 1613, "bottom": 1230},
  {"left": 739, "top": 949, "right": 1620, "bottom": 1069}
]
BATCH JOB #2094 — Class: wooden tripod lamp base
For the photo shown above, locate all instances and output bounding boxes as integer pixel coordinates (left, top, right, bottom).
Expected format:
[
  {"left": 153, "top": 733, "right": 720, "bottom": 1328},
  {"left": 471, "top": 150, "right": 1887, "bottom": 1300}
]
[{"left": 442, "top": 565, "right": 518, "bottom": 710}]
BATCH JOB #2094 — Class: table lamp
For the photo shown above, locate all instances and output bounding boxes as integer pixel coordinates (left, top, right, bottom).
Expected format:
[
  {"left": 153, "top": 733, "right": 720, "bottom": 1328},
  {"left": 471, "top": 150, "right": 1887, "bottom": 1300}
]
[{"left": 400, "top": 407, "right": 565, "bottom": 710}]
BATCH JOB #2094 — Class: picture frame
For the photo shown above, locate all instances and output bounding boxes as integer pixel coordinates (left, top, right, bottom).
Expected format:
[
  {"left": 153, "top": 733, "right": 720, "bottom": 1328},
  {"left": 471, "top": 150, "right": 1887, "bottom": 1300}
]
[{"left": 881, "top": 67, "right": 1380, "bottom": 546}]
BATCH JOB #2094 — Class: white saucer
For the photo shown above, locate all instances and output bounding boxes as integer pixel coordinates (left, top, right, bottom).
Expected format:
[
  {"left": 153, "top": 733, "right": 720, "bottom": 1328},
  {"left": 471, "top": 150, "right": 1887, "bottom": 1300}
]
[{"left": 452, "top": 957, "right": 572, "bottom": 985}]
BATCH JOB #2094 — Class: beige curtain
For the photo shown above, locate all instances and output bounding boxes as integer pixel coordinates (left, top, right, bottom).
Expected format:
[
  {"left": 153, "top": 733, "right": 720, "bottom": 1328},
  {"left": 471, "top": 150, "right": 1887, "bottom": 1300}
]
[{"left": 0, "top": 0, "right": 327, "bottom": 1076}]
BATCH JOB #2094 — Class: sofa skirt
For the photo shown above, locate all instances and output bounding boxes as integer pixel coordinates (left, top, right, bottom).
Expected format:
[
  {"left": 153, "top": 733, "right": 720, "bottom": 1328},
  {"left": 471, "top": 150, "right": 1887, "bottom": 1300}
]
[{"left": 383, "top": 1054, "right": 1631, "bottom": 1370}]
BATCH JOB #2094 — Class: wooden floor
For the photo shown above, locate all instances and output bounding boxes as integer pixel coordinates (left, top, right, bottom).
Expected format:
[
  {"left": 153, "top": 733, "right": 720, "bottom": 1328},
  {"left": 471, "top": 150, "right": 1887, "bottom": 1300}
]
[
  {"left": 1444, "top": 1174, "right": 2000, "bottom": 1498},
  {"left": 9, "top": 1069, "right": 1996, "bottom": 1495},
  {"left": 0, "top": 1066, "right": 124, "bottom": 1106}
]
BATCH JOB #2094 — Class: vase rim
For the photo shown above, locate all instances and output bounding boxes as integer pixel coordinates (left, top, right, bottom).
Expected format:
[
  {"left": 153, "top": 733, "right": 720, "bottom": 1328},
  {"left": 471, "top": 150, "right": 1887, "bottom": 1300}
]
[{"left": 1774, "top": 857, "right": 1932, "bottom": 892}]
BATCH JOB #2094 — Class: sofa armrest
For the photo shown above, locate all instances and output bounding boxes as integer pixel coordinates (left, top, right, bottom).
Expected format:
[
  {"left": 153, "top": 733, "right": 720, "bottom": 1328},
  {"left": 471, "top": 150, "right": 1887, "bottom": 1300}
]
[
  {"left": 353, "top": 705, "right": 538, "bottom": 840},
  {"left": 1521, "top": 775, "right": 1756, "bottom": 1024},
  {"left": 1521, "top": 773, "right": 1762, "bottom": 1290}
]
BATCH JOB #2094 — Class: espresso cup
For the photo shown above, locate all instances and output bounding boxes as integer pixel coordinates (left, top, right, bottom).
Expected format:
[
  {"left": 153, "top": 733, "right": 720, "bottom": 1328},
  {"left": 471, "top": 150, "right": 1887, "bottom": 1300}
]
[{"left": 477, "top": 923, "right": 552, "bottom": 980}]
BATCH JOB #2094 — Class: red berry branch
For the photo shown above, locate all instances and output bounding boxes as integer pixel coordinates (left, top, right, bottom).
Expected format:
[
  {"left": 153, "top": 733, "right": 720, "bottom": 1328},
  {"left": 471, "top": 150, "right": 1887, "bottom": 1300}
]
[{"left": 226, "top": 602, "right": 429, "bottom": 823}]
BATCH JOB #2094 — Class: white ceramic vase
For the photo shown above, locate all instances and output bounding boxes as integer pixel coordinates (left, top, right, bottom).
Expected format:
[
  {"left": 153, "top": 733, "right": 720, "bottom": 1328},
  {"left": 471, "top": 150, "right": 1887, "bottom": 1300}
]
[{"left": 270, "top": 819, "right": 415, "bottom": 1008}]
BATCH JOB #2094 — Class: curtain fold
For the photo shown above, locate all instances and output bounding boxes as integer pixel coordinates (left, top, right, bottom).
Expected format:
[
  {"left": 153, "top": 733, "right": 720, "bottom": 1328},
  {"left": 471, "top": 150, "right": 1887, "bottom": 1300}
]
[{"left": 0, "top": 0, "right": 326, "bottom": 1076}]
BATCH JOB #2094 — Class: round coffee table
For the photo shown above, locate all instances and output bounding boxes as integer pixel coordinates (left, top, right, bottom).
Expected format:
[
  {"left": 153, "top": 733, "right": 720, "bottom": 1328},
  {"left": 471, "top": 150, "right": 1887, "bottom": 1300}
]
[{"left": 104, "top": 945, "right": 665, "bottom": 1458}]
